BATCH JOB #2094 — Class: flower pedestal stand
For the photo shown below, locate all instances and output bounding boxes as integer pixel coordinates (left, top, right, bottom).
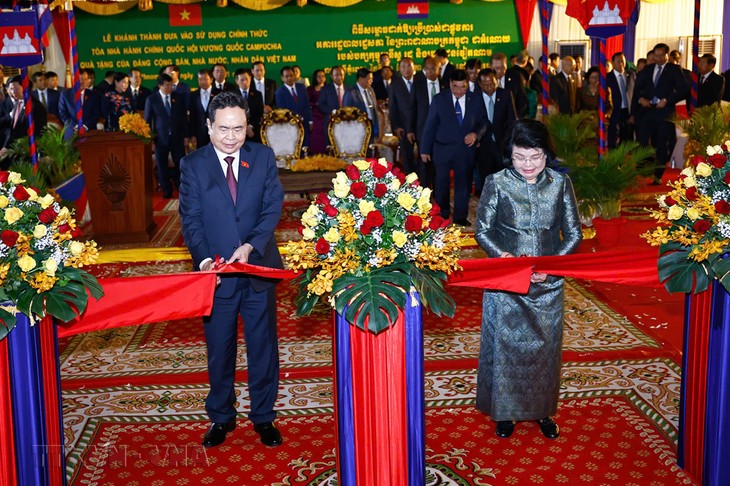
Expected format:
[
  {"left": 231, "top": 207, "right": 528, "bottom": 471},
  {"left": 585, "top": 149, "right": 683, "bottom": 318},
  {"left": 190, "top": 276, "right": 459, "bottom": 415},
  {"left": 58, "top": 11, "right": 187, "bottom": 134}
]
[
  {"left": 678, "top": 282, "right": 730, "bottom": 485},
  {"left": 0, "top": 314, "right": 66, "bottom": 486},
  {"left": 333, "top": 293, "right": 425, "bottom": 485}
]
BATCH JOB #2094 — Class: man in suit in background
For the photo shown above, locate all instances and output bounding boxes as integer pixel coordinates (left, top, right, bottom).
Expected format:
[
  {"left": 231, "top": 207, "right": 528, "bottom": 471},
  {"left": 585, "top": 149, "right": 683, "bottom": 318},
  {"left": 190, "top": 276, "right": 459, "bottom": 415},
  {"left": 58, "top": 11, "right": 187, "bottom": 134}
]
[
  {"left": 372, "top": 52, "right": 391, "bottom": 87},
  {"left": 412, "top": 56, "right": 440, "bottom": 189},
  {"left": 420, "top": 69, "right": 486, "bottom": 226},
  {"left": 178, "top": 91, "right": 284, "bottom": 449},
  {"left": 474, "top": 68, "right": 516, "bottom": 197},
  {"left": 465, "top": 58, "right": 482, "bottom": 93},
  {"left": 343, "top": 68, "right": 379, "bottom": 144},
  {"left": 573, "top": 55, "right": 587, "bottom": 88},
  {"left": 165, "top": 64, "right": 191, "bottom": 110},
  {"left": 697, "top": 53, "right": 725, "bottom": 108},
  {"left": 59, "top": 68, "right": 101, "bottom": 134},
  {"left": 434, "top": 48, "right": 455, "bottom": 90},
  {"left": 275, "top": 66, "right": 312, "bottom": 149},
  {"left": 212, "top": 63, "right": 236, "bottom": 95},
  {"left": 669, "top": 50, "right": 693, "bottom": 109},
  {"left": 126, "top": 68, "right": 151, "bottom": 112},
  {"left": 318, "top": 65, "right": 347, "bottom": 144},
  {"left": 373, "top": 65, "right": 393, "bottom": 101},
  {"left": 389, "top": 57, "right": 417, "bottom": 176},
  {"left": 550, "top": 56, "right": 577, "bottom": 115},
  {"left": 0, "top": 76, "right": 47, "bottom": 165},
  {"left": 95, "top": 70, "right": 114, "bottom": 94},
  {"left": 252, "top": 61, "right": 277, "bottom": 110},
  {"left": 45, "top": 71, "right": 64, "bottom": 93},
  {"left": 606, "top": 52, "right": 635, "bottom": 148},
  {"left": 145, "top": 73, "right": 188, "bottom": 198},
  {"left": 189, "top": 69, "right": 214, "bottom": 150},
  {"left": 234, "top": 68, "right": 264, "bottom": 143},
  {"left": 492, "top": 52, "right": 528, "bottom": 118},
  {"left": 633, "top": 43, "right": 688, "bottom": 180},
  {"left": 32, "top": 71, "right": 60, "bottom": 117}
]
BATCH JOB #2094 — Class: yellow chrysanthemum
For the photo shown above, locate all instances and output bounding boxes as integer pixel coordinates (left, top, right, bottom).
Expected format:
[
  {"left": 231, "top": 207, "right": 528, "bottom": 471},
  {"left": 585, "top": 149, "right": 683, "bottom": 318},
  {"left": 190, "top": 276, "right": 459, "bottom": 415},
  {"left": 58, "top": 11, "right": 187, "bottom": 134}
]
[
  {"left": 291, "top": 155, "right": 346, "bottom": 172},
  {"left": 337, "top": 211, "right": 358, "bottom": 243},
  {"left": 28, "top": 272, "right": 57, "bottom": 293},
  {"left": 641, "top": 227, "right": 671, "bottom": 247}
]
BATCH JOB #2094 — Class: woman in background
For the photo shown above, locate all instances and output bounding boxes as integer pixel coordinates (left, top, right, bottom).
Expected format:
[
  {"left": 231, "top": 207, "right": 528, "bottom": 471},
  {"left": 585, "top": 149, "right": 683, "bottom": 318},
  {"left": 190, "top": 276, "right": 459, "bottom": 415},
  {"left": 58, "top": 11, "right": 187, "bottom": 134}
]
[
  {"left": 474, "top": 119, "right": 582, "bottom": 439},
  {"left": 101, "top": 72, "right": 133, "bottom": 131},
  {"left": 307, "top": 69, "right": 327, "bottom": 155}
]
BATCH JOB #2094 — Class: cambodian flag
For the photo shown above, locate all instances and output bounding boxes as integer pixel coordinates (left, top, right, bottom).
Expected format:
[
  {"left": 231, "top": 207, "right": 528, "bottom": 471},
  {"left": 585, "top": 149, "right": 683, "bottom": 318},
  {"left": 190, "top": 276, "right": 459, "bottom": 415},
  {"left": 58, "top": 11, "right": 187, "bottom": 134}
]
[
  {"left": 37, "top": 0, "right": 52, "bottom": 48},
  {"left": 397, "top": 0, "right": 428, "bottom": 19}
]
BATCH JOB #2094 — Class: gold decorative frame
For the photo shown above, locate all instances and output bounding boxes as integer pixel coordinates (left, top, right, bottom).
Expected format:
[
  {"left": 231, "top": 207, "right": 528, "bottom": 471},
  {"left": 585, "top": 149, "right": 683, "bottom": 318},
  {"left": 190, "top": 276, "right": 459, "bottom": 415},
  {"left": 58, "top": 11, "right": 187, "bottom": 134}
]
[
  {"left": 327, "top": 106, "right": 372, "bottom": 160},
  {"left": 260, "top": 108, "right": 305, "bottom": 169}
]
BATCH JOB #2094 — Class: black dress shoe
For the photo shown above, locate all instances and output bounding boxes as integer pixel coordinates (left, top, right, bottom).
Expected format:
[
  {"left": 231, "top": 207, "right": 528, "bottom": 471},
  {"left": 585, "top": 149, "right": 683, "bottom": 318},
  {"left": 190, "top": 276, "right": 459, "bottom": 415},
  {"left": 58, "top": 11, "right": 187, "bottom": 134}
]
[
  {"left": 202, "top": 422, "right": 236, "bottom": 448},
  {"left": 454, "top": 219, "right": 471, "bottom": 227},
  {"left": 253, "top": 421, "right": 283, "bottom": 447},
  {"left": 495, "top": 420, "right": 516, "bottom": 438},
  {"left": 537, "top": 417, "right": 559, "bottom": 438}
]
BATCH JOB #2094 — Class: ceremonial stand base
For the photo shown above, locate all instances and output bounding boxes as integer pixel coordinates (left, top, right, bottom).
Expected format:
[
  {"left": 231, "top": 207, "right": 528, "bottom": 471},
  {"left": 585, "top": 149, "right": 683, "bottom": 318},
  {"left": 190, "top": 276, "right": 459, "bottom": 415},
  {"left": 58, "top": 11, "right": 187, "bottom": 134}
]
[
  {"left": 333, "top": 293, "right": 425, "bottom": 486},
  {"left": 0, "top": 314, "right": 66, "bottom": 486},
  {"left": 678, "top": 282, "right": 730, "bottom": 485}
]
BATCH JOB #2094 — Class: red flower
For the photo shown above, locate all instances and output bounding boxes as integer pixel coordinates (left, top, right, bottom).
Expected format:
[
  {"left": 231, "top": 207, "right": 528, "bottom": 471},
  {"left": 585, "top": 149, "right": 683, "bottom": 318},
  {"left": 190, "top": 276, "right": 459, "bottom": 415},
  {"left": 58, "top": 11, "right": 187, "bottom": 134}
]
[
  {"left": 0, "top": 171, "right": 9, "bottom": 183},
  {"left": 405, "top": 215, "right": 423, "bottom": 232},
  {"left": 58, "top": 224, "right": 72, "bottom": 234},
  {"left": 693, "top": 220, "right": 712, "bottom": 233},
  {"left": 1, "top": 230, "right": 19, "bottom": 247},
  {"left": 725, "top": 172, "right": 730, "bottom": 184},
  {"left": 345, "top": 165, "right": 360, "bottom": 181},
  {"left": 664, "top": 196, "right": 677, "bottom": 206},
  {"left": 685, "top": 186, "right": 698, "bottom": 201},
  {"left": 13, "top": 185, "right": 29, "bottom": 201},
  {"left": 323, "top": 204, "right": 338, "bottom": 217},
  {"left": 350, "top": 181, "right": 367, "bottom": 199},
  {"left": 372, "top": 163, "right": 388, "bottom": 179},
  {"left": 709, "top": 153, "right": 727, "bottom": 169},
  {"left": 315, "top": 192, "right": 330, "bottom": 206},
  {"left": 365, "top": 210, "right": 384, "bottom": 227},
  {"left": 315, "top": 237, "right": 330, "bottom": 255},
  {"left": 297, "top": 225, "right": 304, "bottom": 235},
  {"left": 38, "top": 207, "right": 57, "bottom": 224},
  {"left": 360, "top": 223, "right": 372, "bottom": 235},
  {"left": 71, "top": 227, "right": 83, "bottom": 238},
  {"left": 715, "top": 200, "right": 730, "bottom": 214},
  {"left": 690, "top": 155, "right": 706, "bottom": 167},
  {"left": 392, "top": 167, "right": 406, "bottom": 183},
  {"left": 373, "top": 183, "right": 387, "bottom": 198},
  {"left": 429, "top": 204, "right": 441, "bottom": 217},
  {"left": 429, "top": 215, "right": 444, "bottom": 230}
]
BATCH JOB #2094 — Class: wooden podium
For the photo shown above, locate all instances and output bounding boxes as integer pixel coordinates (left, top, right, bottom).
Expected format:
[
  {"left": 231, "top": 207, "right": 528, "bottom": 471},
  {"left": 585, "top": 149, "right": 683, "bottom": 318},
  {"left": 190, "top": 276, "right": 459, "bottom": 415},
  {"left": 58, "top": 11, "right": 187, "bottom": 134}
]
[{"left": 76, "top": 131, "right": 155, "bottom": 244}]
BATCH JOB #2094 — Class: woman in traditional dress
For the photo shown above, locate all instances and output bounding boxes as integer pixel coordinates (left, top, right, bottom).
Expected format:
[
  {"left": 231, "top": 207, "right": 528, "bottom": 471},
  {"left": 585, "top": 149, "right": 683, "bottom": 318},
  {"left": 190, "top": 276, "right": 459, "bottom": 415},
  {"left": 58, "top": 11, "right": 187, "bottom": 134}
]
[
  {"left": 474, "top": 119, "right": 582, "bottom": 439},
  {"left": 101, "top": 72, "right": 133, "bottom": 131},
  {"left": 306, "top": 69, "right": 327, "bottom": 155}
]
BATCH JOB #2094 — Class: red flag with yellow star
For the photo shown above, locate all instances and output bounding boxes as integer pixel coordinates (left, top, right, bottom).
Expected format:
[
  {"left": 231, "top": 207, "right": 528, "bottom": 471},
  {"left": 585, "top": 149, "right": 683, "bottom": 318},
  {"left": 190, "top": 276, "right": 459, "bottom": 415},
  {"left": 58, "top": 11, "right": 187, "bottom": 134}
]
[{"left": 169, "top": 4, "right": 202, "bottom": 27}]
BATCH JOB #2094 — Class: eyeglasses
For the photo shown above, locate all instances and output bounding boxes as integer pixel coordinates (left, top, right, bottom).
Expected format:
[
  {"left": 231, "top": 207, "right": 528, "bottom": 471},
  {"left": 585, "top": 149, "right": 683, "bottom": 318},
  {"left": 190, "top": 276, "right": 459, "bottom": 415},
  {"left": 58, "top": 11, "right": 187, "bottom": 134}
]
[{"left": 512, "top": 152, "right": 546, "bottom": 164}]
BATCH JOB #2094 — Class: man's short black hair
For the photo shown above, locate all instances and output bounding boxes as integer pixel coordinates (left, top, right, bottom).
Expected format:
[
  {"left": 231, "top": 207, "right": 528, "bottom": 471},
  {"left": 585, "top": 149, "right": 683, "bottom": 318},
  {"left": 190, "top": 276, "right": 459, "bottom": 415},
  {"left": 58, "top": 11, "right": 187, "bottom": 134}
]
[
  {"left": 45, "top": 71, "right": 58, "bottom": 79},
  {"left": 653, "top": 43, "right": 670, "bottom": 54},
  {"left": 356, "top": 68, "right": 371, "bottom": 79},
  {"left": 700, "top": 53, "right": 717, "bottom": 66},
  {"left": 105, "top": 70, "right": 115, "bottom": 78},
  {"left": 435, "top": 48, "right": 448, "bottom": 58},
  {"left": 465, "top": 58, "right": 482, "bottom": 70},
  {"left": 207, "top": 90, "right": 248, "bottom": 123},
  {"left": 167, "top": 64, "right": 181, "bottom": 74},
  {"left": 280, "top": 65, "right": 293, "bottom": 76},
  {"left": 197, "top": 68, "right": 212, "bottom": 77},
  {"left": 157, "top": 73, "right": 173, "bottom": 86},
  {"left": 235, "top": 68, "right": 252, "bottom": 78},
  {"left": 31, "top": 71, "right": 44, "bottom": 81},
  {"left": 611, "top": 51, "right": 625, "bottom": 62},
  {"left": 450, "top": 69, "right": 467, "bottom": 82},
  {"left": 7, "top": 75, "right": 21, "bottom": 86},
  {"left": 477, "top": 68, "right": 496, "bottom": 79}
]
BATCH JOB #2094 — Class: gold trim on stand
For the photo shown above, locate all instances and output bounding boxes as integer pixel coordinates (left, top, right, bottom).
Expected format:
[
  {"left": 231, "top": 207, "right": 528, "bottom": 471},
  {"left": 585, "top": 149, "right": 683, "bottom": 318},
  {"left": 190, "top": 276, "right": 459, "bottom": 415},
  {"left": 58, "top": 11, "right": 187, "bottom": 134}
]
[{"left": 73, "top": 1, "right": 138, "bottom": 15}]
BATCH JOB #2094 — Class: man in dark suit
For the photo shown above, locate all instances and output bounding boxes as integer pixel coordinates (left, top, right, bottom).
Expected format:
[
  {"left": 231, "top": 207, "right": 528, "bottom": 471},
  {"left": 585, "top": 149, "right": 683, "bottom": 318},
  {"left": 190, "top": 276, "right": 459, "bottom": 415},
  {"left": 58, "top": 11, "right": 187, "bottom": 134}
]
[
  {"left": 492, "top": 52, "right": 528, "bottom": 118},
  {"left": 95, "top": 70, "right": 114, "bottom": 94},
  {"left": 669, "top": 50, "right": 693, "bottom": 109},
  {"left": 372, "top": 52, "right": 391, "bottom": 87},
  {"left": 234, "top": 68, "right": 264, "bottom": 143},
  {"left": 474, "top": 68, "right": 516, "bottom": 196},
  {"left": 45, "top": 71, "right": 64, "bottom": 93},
  {"left": 633, "top": 43, "right": 688, "bottom": 180},
  {"left": 697, "top": 53, "right": 725, "bottom": 108},
  {"left": 549, "top": 56, "right": 578, "bottom": 115},
  {"left": 252, "top": 61, "right": 277, "bottom": 109},
  {"left": 434, "top": 48, "right": 455, "bottom": 90},
  {"left": 0, "top": 76, "right": 47, "bottom": 165},
  {"left": 144, "top": 73, "right": 189, "bottom": 198},
  {"left": 126, "top": 68, "right": 151, "bottom": 112},
  {"left": 420, "top": 69, "right": 486, "bottom": 226},
  {"left": 189, "top": 69, "right": 214, "bottom": 150},
  {"left": 59, "top": 68, "right": 101, "bottom": 134},
  {"left": 178, "top": 91, "right": 284, "bottom": 449},
  {"left": 412, "top": 56, "right": 441, "bottom": 189},
  {"left": 343, "top": 68, "right": 379, "bottom": 142},
  {"left": 606, "top": 52, "right": 635, "bottom": 148},
  {"left": 317, "top": 65, "right": 347, "bottom": 144},
  {"left": 32, "top": 71, "right": 60, "bottom": 117},
  {"left": 165, "top": 64, "right": 191, "bottom": 111},
  {"left": 465, "top": 58, "right": 482, "bottom": 93},
  {"left": 723, "top": 69, "right": 730, "bottom": 103},
  {"left": 389, "top": 58, "right": 417, "bottom": 175},
  {"left": 212, "top": 63, "right": 236, "bottom": 95},
  {"left": 275, "top": 66, "right": 312, "bottom": 149},
  {"left": 372, "top": 65, "right": 393, "bottom": 101}
]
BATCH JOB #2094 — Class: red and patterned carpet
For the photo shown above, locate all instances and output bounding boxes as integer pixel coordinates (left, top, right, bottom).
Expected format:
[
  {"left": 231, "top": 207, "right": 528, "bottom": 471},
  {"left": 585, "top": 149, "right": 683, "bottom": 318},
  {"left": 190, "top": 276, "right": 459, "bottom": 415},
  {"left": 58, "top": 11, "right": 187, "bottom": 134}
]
[{"left": 58, "top": 187, "right": 695, "bottom": 485}]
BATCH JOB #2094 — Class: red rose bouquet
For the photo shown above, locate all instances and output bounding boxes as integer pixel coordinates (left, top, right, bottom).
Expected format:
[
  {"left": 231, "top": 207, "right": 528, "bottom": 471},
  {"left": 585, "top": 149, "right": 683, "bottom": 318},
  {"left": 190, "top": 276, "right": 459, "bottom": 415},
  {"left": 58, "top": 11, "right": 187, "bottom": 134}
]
[
  {"left": 285, "top": 159, "right": 461, "bottom": 332},
  {"left": 0, "top": 170, "right": 103, "bottom": 339},
  {"left": 643, "top": 143, "right": 730, "bottom": 293}
]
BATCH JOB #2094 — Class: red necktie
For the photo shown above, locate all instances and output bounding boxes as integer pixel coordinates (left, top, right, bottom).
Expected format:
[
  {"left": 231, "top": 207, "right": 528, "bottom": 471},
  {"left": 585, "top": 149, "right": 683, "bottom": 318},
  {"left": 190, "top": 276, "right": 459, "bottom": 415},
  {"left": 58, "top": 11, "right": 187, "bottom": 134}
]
[
  {"left": 291, "top": 86, "right": 298, "bottom": 103},
  {"left": 224, "top": 156, "right": 237, "bottom": 205}
]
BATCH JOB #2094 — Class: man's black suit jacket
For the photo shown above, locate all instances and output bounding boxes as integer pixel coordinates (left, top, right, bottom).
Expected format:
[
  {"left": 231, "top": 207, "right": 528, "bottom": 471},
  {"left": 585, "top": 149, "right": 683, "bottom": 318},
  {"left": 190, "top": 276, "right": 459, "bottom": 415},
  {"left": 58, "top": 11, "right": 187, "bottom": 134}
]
[
  {"left": 211, "top": 81, "right": 236, "bottom": 96},
  {"left": 188, "top": 88, "right": 212, "bottom": 148},
  {"left": 125, "top": 85, "right": 152, "bottom": 112},
  {"left": 549, "top": 73, "right": 574, "bottom": 115},
  {"left": 388, "top": 76, "right": 416, "bottom": 135},
  {"left": 254, "top": 78, "right": 277, "bottom": 107},
  {"left": 0, "top": 96, "right": 47, "bottom": 149},
  {"left": 144, "top": 91, "right": 188, "bottom": 146},
  {"left": 478, "top": 87, "right": 517, "bottom": 150},
  {"left": 504, "top": 66, "right": 528, "bottom": 118},
  {"left": 420, "top": 90, "right": 487, "bottom": 156},
  {"left": 632, "top": 62, "right": 688, "bottom": 119},
  {"left": 697, "top": 71, "right": 725, "bottom": 108},
  {"left": 239, "top": 88, "right": 264, "bottom": 143},
  {"left": 439, "top": 63, "right": 456, "bottom": 90},
  {"left": 32, "top": 89, "right": 60, "bottom": 117}
]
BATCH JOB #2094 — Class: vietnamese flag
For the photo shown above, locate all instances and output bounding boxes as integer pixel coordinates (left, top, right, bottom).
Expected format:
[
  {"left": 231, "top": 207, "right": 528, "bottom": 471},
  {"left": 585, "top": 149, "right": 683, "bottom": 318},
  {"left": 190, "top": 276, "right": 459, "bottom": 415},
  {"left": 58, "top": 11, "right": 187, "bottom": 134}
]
[{"left": 169, "top": 4, "right": 202, "bottom": 27}]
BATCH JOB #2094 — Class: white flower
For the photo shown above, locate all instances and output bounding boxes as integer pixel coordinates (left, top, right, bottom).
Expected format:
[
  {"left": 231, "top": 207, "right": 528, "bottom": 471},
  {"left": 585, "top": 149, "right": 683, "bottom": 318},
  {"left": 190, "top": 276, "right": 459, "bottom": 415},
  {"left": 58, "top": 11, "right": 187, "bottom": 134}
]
[
  {"left": 405, "top": 172, "right": 418, "bottom": 184},
  {"left": 377, "top": 158, "right": 388, "bottom": 167},
  {"left": 7, "top": 172, "right": 23, "bottom": 184},
  {"left": 706, "top": 145, "right": 723, "bottom": 156},
  {"left": 69, "top": 241, "right": 85, "bottom": 256},
  {"left": 33, "top": 225, "right": 47, "bottom": 238}
]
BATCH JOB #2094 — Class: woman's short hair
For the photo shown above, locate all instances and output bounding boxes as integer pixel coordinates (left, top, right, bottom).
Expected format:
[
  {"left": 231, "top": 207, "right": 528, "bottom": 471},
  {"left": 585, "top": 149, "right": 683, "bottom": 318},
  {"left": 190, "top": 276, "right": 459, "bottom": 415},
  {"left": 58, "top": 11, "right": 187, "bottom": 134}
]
[
  {"left": 502, "top": 119, "right": 556, "bottom": 168},
  {"left": 585, "top": 66, "right": 600, "bottom": 80},
  {"left": 113, "top": 72, "right": 128, "bottom": 84}
]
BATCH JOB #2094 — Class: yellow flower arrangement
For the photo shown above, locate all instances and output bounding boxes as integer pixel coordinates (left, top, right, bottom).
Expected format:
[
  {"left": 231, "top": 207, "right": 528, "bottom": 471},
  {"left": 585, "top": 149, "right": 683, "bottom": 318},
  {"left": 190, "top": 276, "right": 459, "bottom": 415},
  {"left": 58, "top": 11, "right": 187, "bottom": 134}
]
[
  {"left": 285, "top": 158, "right": 462, "bottom": 332},
  {"left": 118, "top": 113, "right": 152, "bottom": 142},
  {"left": 0, "top": 170, "right": 104, "bottom": 340},
  {"left": 291, "top": 155, "right": 347, "bottom": 172},
  {"left": 642, "top": 144, "right": 730, "bottom": 293}
]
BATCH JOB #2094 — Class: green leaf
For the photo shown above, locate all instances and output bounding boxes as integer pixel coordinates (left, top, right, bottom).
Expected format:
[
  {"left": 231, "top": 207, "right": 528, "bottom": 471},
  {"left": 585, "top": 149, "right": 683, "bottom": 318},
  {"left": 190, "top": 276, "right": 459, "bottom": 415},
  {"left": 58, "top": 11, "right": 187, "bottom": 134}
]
[
  {"left": 0, "top": 308, "right": 17, "bottom": 341},
  {"left": 410, "top": 266, "right": 455, "bottom": 318},
  {"left": 332, "top": 265, "right": 410, "bottom": 333},
  {"left": 292, "top": 271, "right": 320, "bottom": 316},
  {"left": 711, "top": 257, "right": 730, "bottom": 294},
  {"left": 658, "top": 249, "right": 711, "bottom": 293}
]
